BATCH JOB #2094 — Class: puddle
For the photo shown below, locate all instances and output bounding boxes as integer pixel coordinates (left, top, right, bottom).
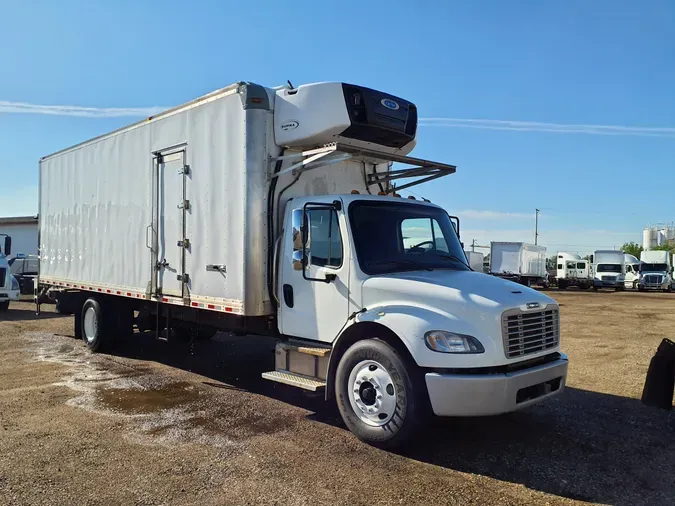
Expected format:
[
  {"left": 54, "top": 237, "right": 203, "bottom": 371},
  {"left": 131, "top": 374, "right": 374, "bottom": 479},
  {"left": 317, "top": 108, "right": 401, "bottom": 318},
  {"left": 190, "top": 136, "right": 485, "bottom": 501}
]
[{"left": 96, "top": 381, "right": 198, "bottom": 415}]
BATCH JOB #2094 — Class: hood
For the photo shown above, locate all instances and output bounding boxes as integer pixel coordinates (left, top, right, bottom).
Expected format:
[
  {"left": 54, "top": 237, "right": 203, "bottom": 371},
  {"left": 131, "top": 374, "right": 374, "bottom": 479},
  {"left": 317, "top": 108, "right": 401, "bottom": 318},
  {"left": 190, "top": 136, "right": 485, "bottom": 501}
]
[{"left": 362, "top": 270, "right": 554, "bottom": 312}]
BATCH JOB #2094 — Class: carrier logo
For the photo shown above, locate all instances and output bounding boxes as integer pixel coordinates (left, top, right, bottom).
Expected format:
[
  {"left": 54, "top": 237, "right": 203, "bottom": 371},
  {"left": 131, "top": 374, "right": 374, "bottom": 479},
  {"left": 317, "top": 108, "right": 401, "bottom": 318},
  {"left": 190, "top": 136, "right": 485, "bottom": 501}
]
[
  {"left": 381, "top": 98, "right": 400, "bottom": 110},
  {"left": 526, "top": 302, "right": 541, "bottom": 309},
  {"left": 280, "top": 120, "right": 299, "bottom": 131}
]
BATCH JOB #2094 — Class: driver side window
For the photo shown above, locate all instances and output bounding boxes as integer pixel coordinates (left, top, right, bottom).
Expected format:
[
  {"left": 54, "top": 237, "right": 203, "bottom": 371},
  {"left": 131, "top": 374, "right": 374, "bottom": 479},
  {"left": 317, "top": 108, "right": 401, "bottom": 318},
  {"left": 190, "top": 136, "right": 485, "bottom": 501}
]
[{"left": 400, "top": 218, "right": 449, "bottom": 253}]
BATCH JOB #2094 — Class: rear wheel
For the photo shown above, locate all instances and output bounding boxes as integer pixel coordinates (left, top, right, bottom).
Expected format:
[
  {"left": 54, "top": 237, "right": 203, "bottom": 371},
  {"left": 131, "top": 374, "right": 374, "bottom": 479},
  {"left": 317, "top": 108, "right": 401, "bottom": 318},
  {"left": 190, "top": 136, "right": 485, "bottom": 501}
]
[
  {"left": 335, "top": 339, "right": 428, "bottom": 449},
  {"left": 81, "top": 298, "right": 113, "bottom": 352}
]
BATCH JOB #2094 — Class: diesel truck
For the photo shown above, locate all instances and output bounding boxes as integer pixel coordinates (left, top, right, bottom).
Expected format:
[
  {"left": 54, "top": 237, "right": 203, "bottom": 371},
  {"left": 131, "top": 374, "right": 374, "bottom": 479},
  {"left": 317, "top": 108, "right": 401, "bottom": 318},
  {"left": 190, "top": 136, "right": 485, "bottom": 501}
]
[{"left": 36, "top": 80, "right": 568, "bottom": 447}]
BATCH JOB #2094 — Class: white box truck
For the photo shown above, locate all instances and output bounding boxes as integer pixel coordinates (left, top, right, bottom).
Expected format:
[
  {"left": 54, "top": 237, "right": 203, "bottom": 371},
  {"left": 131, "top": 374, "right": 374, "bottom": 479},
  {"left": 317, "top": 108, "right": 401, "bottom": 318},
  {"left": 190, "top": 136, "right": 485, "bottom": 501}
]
[
  {"left": 464, "top": 251, "right": 484, "bottom": 272},
  {"left": 0, "top": 234, "right": 20, "bottom": 311},
  {"left": 638, "top": 250, "right": 672, "bottom": 292},
  {"left": 555, "top": 252, "right": 592, "bottom": 290},
  {"left": 37, "top": 81, "right": 568, "bottom": 448},
  {"left": 489, "top": 242, "right": 548, "bottom": 287},
  {"left": 623, "top": 253, "right": 641, "bottom": 290},
  {"left": 592, "top": 250, "right": 625, "bottom": 290}
]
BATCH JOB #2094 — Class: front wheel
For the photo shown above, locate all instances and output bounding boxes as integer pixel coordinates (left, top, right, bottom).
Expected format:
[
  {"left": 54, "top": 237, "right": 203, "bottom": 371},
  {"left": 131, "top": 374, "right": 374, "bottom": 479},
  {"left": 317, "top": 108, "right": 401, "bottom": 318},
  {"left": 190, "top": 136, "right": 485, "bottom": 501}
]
[
  {"left": 335, "top": 339, "right": 428, "bottom": 449},
  {"left": 0, "top": 301, "right": 9, "bottom": 312}
]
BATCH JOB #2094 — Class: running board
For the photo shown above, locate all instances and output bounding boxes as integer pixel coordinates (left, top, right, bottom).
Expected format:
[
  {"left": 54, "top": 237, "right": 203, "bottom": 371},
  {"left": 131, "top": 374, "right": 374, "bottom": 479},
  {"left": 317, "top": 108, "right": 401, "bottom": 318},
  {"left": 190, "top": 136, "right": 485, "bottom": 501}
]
[
  {"left": 261, "top": 371, "right": 326, "bottom": 391},
  {"left": 261, "top": 340, "right": 332, "bottom": 391}
]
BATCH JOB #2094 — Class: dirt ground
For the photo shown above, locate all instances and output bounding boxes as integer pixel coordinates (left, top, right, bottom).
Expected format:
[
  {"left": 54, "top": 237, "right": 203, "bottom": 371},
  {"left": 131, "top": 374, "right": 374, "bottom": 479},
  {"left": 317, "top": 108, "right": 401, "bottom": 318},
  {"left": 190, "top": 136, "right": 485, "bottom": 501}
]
[{"left": 0, "top": 291, "right": 674, "bottom": 506}]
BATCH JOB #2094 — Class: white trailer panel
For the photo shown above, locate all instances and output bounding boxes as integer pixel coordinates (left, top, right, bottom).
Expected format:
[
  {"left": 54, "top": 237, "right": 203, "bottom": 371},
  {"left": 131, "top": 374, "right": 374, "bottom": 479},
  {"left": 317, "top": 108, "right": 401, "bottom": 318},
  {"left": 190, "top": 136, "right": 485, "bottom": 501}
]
[{"left": 490, "top": 242, "right": 546, "bottom": 277}]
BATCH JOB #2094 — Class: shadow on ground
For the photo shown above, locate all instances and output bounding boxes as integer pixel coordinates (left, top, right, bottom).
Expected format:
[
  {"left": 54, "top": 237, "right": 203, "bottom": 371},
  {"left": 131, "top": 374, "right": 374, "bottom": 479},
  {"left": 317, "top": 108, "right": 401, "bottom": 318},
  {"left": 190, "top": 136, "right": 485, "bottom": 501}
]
[
  {"left": 105, "top": 330, "right": 674, "bottom": 506},
  {"left": 2, "top": 306, "right": 65, "bottom": 321}
]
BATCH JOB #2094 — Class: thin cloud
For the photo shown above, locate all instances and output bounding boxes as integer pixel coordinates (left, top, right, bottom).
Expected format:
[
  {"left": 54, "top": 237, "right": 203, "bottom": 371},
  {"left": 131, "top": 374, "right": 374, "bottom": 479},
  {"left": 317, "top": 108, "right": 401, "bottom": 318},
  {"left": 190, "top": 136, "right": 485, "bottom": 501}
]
[
  {"left": 0, "top": 100, "right": 166, "bottom": 118},
  {"left": 460, "top": 210, "right": 540, "bottom": 220},
  {"left": 419, "top": 118, "right": 675, "bottom": 138}
]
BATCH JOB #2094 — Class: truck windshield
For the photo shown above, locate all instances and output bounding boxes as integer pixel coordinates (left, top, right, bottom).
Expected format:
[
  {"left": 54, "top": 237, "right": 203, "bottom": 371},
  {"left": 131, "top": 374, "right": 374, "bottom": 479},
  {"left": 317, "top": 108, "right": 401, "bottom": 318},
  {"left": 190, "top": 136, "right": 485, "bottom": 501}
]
[
  {"left": 640, "top": 263, "right": 668, "bottom": 272},
  {"left": 348, "top": 200, "right": 470, "bottom": 275},
  {"left": 597, "top": 264, "right": 621, "bottom": 273}
]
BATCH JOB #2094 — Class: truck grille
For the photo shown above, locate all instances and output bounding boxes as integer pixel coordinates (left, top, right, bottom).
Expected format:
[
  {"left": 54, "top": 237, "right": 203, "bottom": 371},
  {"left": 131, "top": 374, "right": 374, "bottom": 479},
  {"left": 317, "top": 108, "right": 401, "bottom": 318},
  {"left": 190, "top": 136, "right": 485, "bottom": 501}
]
[
  {"left": 644, "top": 274, "right": 662, "bottom": 286},
  {"left": 0, "top": 268, "right": 5, "bottom": 287},
  {"left": 501, "top": 307, "right": 560, "bottom": 359},
  {"left": 601, "top": 276, "right": 614, "bottom": 282}
]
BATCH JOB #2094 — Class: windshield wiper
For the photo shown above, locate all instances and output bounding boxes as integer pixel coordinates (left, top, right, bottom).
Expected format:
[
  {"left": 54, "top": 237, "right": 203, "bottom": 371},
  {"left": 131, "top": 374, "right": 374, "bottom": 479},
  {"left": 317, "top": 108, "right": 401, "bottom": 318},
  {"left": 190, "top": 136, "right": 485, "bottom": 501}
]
[{"left": 435, "top": 253, "right": 472, "bottom": 270}]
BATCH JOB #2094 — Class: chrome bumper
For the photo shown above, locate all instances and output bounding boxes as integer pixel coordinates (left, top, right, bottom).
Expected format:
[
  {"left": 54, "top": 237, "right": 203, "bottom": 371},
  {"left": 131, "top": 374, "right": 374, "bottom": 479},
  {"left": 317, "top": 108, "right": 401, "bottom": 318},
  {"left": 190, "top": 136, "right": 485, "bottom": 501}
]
[{"left": 425, "top": 354, "right": 568, "bottom": 416}]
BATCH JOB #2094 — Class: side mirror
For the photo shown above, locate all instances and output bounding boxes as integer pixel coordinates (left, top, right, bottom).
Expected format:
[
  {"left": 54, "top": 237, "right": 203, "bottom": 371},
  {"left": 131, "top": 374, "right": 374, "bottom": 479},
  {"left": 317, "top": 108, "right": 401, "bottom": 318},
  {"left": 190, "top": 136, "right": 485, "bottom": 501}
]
[
  {"left": 3, "top": 236, "right": 10, "bottom": 257},
  {"left": 449, "top": 215, "right": 460, "bottom": 237},
  {"left": 291, "top": 209, "right": 311, "bottom": 272}
]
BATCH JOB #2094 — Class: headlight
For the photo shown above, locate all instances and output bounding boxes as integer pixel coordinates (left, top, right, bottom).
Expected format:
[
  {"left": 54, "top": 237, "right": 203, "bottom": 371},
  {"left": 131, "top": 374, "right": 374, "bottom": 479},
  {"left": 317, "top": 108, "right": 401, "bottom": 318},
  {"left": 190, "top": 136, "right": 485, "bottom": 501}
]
[
  {"left": 424, "top": 331, "right": 485, "bottom": 354},
  {"left": 10, "top": 276, "right": 19, "bottom": 291}
]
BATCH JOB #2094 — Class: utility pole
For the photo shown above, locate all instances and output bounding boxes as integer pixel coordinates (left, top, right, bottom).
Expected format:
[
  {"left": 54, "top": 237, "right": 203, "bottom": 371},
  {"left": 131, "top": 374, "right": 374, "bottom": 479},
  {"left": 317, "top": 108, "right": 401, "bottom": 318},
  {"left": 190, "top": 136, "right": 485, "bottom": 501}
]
[
  {"left": 471, "top": 239, "right": 476, "bottom": 252},
  {"left": 534, "top": 208, "right": 540, "bottom": 245}
]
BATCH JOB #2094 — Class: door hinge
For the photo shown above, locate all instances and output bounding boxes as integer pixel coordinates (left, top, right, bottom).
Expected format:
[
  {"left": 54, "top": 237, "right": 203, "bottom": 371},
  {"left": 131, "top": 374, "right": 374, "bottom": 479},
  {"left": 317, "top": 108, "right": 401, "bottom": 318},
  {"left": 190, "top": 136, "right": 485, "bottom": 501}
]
[
  {"left": 176, "top": 273, "right": 190, "bottom": 283},
  {"left": 155, "top": 259, "right": 169, "bottom": 270},
  {"left": 177, "top": 199, "right": 191, "bottom": 211},
  {"left": 177, "top": 239, "right": 191, "bottom": 249},
  {"left": 179, "top": 165, "right": 190, "bottom": 175}
]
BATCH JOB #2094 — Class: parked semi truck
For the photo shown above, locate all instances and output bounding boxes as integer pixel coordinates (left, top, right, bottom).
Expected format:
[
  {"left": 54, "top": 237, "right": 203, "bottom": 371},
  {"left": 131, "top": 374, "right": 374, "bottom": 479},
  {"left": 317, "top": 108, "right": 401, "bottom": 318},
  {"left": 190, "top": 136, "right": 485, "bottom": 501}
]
[
  {"left": 638, "top": 250, "right": 672, "bottom": 292},
  {"left": 0, "top": 235, "right": 20, "bottom": 311},
  {"left": 592, "top": 250, "right": 625, "bottom": 290},
  {"left": 623, "top": 253, "right": 641, "bottom": 290},
  {"left": 555, "top": 252, "right": 591, "bottom": 290},
  {"left": 489, "top": 242, "right": 548, "bottom": 287},
  {"left": 37, "top": 81, "right": 568, "bottom": 448}
]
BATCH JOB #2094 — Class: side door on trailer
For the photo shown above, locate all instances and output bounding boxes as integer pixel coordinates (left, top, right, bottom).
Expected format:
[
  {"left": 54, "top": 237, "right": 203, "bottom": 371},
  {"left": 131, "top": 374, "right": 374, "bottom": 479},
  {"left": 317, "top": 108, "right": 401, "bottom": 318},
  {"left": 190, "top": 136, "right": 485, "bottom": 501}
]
[{"left": 151, "top": 147, "right": 191, "bottom": 299}]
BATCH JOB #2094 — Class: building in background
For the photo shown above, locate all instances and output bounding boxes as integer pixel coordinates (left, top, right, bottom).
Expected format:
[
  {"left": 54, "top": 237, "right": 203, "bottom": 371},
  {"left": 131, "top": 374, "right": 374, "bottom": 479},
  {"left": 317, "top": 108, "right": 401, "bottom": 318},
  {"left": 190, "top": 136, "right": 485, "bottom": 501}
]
[
  {"left": 642, "top": 222, "right": 675, "bottom": 251},
  {"left": 0, "top": 216, "right": 38, "bottom": 256}
]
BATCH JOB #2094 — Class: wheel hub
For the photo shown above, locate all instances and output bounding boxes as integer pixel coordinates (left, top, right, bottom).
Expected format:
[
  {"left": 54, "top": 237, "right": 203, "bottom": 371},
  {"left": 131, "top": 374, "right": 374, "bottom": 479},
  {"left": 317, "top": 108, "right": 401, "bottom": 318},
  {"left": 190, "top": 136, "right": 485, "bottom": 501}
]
[
  {"left": 83, "top": 307, "right": 97, "bottom": 343},
  {"left": 348, "top": 360, "right": 398, "bottom": 427}
]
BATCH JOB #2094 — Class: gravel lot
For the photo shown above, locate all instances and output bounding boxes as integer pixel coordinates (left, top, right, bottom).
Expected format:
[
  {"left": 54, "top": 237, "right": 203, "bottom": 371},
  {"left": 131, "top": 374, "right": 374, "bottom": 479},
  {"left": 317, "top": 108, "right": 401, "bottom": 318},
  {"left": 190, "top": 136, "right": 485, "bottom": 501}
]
[{"left": 1, "top": 291, "right": 674, "bottom": 506}]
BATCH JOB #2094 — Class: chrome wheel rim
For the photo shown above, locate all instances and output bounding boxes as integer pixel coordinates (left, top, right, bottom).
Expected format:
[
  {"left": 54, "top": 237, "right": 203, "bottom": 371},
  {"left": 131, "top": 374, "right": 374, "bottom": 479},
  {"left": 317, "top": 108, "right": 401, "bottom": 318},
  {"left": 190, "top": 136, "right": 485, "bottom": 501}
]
[
  {"left": 83, "top": 307, "right": 97, "bottom": 343},
  {"left": 347, "top": 360, "right": 397, "bottom": 427}
]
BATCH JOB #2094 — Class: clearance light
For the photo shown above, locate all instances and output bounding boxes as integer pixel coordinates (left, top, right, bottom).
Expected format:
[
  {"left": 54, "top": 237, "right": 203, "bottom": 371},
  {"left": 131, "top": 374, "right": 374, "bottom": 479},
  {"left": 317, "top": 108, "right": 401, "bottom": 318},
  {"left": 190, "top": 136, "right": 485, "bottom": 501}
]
[{"left": 351, "top": 190, "right": 360, "bottom": 194}]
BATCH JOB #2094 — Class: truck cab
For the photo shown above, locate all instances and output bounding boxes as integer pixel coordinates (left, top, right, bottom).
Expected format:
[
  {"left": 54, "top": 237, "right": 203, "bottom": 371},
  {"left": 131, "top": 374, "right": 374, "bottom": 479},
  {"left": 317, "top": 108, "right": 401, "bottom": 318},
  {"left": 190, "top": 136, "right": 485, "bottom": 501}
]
[
  {"left": 0, "top": 235, "right": 20, "bottom": 311},
  {"left": 592, "top": 250, "right": 625, "bottom": 291},
  {"left": 638, "top": 250, "right": 672, "bottom": 292}
]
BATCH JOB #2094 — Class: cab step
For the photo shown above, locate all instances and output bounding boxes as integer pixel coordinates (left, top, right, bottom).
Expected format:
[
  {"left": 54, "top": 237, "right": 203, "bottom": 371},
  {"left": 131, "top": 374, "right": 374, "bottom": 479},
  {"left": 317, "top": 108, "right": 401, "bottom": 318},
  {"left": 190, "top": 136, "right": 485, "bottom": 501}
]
[
  {"left": 261, "top": 340, "right": 332, "bottom": 391},
  {"left": 261, "top": 371, "right": 326, "bottom": 391}
]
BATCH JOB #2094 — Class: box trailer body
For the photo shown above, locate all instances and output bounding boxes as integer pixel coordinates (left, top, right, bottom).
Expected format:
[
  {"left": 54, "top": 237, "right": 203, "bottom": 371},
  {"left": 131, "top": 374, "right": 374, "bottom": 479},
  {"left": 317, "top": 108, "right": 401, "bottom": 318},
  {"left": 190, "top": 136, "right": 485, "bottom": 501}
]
[
  {"left": 464, "top": 251, "right": 484, "bottom": 272},
  {"left": 37, "top": 81, "right": 567, "bottom": 448},
  {"left": 638, "top": 250, "right": 672, "bottom": 291},
  {"left": 489, "top": 242, "right": 547, "bottom": 286},
  {"left": 592, "top": 250, "right": 625, "bottom": 290}
]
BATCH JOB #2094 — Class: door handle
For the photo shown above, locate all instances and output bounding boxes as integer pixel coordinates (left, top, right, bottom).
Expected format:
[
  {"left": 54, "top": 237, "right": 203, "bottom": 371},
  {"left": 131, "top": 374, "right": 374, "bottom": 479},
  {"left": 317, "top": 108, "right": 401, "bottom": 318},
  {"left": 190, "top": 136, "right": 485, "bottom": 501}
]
[{"left": 146, "top": 225, "right": 154, "bottom": 251}]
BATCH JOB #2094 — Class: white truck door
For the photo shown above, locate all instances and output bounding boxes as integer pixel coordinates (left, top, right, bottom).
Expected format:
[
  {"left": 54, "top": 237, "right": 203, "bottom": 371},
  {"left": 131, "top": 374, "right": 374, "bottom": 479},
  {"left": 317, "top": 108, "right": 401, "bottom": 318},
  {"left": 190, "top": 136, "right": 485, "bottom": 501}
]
[
  {"left": 278, "top": 200, "right": 350, "bottom": 343},
  {"left": 153, "top": 149, "right": 189, "bottom": 298}
]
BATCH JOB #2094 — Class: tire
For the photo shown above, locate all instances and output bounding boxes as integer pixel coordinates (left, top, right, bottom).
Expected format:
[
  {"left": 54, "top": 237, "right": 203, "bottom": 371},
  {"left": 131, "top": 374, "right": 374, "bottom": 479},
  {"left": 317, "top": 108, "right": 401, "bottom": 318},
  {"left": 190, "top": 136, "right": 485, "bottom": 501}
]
[
  {"left": 558, "top": 280, "right": 567, "bottom": 290},
  {"left": 633, "top": 281, "right": 638, "bottom": 290},
  {"left": 0, "top": 301, "right": 9, "bottom": 312},
  {"left": 593, "top": 286, "right": 599, "bottom": 291},
  {"left": 80, "top": 298, "right": 112, "bottom": 352},
  {"left": 335, "top": 339, "right": 428, "bottom": 449}
]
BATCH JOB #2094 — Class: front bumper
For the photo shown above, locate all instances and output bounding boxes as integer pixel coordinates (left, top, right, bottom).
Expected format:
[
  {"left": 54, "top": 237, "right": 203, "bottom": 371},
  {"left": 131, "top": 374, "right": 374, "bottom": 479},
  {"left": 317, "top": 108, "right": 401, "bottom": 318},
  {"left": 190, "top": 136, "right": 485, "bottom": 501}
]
[
  {"left": 0, "top": 290, "right": 20, "bottom": 302},
  {"left": 425, "top": 354, "right": 568, "bottom": 416},
  {"left": 594, "top": 279, "right": 621, "bottom": 288}
]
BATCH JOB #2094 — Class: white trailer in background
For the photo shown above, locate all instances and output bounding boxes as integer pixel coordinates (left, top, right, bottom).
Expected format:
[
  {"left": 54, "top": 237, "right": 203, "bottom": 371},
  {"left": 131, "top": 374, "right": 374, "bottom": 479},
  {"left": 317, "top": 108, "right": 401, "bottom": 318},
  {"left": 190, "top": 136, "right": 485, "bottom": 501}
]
[
  {"left": 0, "top": 235, "right": 20, "bottom": 311},
  {"left": 638, "top": 250, "right": 672, "bottom": 292},
  {"left": 555, "top": 252, "right": 592, "bottom": 290},
  {"left": 592, "top": 250, "right": 625, "bottom": 290},
  {"left": 37, "top": 80, "right": 567, "bottom": 448},
  {"left": 489, "top": 242, "right": 548, "bottom": 287},
  {"left": 623, "top": 253, "right": 641, "bottom": 290},
  {"left": 464, "top": 251, "right": 485, "bottom": 272}
]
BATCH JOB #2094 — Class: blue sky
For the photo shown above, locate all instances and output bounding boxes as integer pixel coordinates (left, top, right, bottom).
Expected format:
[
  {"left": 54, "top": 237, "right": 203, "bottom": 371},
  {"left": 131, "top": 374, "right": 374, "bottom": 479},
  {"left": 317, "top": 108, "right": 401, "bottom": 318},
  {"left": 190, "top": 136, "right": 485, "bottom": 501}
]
[{"left": 1, "top": 0, "right": 673, "bottom": 255}]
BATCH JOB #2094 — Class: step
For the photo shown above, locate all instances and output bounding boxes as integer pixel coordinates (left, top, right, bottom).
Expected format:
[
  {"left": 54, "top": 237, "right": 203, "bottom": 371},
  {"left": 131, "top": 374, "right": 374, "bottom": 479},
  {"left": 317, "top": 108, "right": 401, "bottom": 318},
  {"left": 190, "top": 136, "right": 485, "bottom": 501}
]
[
  {"left": 279, "top": 340, "right": 331, "bottom": 357},
  {"left": 261, "top": 371, "right": 326, "bottom": 392}
]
